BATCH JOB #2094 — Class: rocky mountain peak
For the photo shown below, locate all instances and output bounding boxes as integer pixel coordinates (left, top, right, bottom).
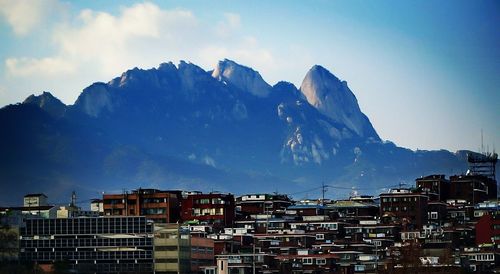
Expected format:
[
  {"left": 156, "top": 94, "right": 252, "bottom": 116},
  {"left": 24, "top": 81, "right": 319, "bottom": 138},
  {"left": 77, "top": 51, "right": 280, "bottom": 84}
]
[
  {"left": 23, "top": 91, "right": 66, "bottom": 118},
  {"left": 300, "top": 65, "right": 379, "bottom": 139},
  {"left": 212, "top": 59, "right": 271, "bottom": 97}
]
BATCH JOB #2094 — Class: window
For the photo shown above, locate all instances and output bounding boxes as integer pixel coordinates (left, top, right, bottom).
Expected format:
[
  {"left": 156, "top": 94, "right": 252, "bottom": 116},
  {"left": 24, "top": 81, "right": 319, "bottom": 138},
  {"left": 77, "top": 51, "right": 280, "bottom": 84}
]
[
  {"left": 315, "top": 234, "right": 325, "bottom": 240},
  {"left": 355, "top": 265, "right": 365, "bottom": 271},
  {"left": 198, "top": 199, "right": 210, "bottom": 204},
  {"left": 430, "top": 212, "right": 438, "bottom": 219},
  {"left": 141, "top": 208, "right": 166, "bottom": 215},
  {"left": 201, "top": 208, "right": 213, "bottom": 215},
  {"left": 303, "top": 258, "right": 313, "bottom": 265},
  {"left": 212, "top": 198, "right": 226, "bottom": 204},
  {"left": 316, "top": 258, "right": 326, "bottom": 265}
]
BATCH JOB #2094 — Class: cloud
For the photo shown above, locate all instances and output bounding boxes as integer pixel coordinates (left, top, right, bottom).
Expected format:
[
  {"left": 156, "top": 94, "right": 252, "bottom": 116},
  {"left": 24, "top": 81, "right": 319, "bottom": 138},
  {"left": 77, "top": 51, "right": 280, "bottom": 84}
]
[
  {"left": 6, "top": 57, "right": 75, "bottom": 77},
  {"left": 215, "top": 12, "right": 241, "bottom": 37},
  {"left": 2, "top": 2, "right": 276, "bottom": 105},
  {"left": 0, "top": 0, "right": 62, "bottom": 36}
]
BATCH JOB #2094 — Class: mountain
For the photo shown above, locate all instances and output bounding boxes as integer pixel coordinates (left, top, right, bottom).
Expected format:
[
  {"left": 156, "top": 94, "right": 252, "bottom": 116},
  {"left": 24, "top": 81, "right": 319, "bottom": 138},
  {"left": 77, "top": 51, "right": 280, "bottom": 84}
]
[
  {"left": 0, "top": 59, "right": 471, "bottom": 205},
  {"left": 23, "top": 91, "right": 67, "bottom": 118},
  {"left": 300, "top": 65, "right": 379, "bottom": 139}
]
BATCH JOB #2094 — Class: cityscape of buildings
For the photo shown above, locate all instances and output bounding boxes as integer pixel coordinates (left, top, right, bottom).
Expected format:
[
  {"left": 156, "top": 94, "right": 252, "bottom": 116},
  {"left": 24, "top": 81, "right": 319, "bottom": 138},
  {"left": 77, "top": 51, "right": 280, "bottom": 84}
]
[{"left": 0, "top": 153, "right": 498, "bottom": 274}]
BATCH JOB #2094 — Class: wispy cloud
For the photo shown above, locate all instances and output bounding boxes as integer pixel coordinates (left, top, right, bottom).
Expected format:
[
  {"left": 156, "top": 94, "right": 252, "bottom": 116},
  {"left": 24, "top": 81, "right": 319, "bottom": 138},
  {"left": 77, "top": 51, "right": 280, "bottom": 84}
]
[
  {"left": 2, "top": 1, "right": 276, "bottom": 104},
  {"left": 6, "top": 57, "right": 76, "bottom": 77},
  {"left": 0, "top": 0, "right": 64, "bottom": 36}
]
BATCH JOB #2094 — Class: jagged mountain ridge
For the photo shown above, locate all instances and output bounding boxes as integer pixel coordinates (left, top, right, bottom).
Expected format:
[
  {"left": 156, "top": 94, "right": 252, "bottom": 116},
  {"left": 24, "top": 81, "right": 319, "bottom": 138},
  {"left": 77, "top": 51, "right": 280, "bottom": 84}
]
[{"left": 0, "top": 59, "right": 467, "bottom": 205}]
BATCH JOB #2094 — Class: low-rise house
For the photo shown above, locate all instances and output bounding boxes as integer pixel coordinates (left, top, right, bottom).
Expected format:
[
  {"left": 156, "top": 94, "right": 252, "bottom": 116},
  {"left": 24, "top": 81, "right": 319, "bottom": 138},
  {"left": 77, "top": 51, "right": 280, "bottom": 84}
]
[
  {"left": 275, "top": 251, "right": 339, "bottom": 274},
  {"left": 236, "top": 194, "right": 292, "bottom": 216}
]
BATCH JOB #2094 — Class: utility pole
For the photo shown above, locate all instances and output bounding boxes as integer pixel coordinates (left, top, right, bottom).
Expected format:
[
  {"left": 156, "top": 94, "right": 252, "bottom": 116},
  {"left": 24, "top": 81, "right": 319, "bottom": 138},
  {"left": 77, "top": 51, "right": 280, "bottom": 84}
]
[
  {"left": 321, "top": 182, "right": 327, "bottom": 205},
  {"left": 252, "top": 243, "right": 256, "bottom": 274}
]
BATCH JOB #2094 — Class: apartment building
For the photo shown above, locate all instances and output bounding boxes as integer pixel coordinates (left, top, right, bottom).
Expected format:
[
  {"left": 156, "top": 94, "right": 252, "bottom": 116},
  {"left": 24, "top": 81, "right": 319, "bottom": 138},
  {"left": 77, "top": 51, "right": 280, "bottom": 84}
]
[
  {"left": 181, "top": 193, "right": 235, "bottom": 227},
  {"left": 103, "top": 188, "right": 180, "bottom": 223},
  {"left": 380, "top": 188, "right": 429, "bottom": 229}
]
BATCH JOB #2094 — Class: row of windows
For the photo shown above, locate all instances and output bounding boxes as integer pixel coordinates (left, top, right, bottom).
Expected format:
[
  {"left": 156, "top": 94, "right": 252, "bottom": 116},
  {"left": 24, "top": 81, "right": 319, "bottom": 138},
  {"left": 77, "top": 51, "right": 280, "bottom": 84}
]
[
  {"left": 195, "top": 198, "right": 228, "bottom": 205},
  {"left": 302, "top": 257, "right": 326, "bottom": 265},
  {"left": 22, "top": 217, "right": 151, "bottom": 236},
  {"left": 21, "top": 250, "right": 153, "bottom": 261},
  {"left": 468, "top": 254, "right": 495, "bottom": 261},
  {"left": 319, "top": 223, "right": 338, "bottom": 230},
  {"left": 382, "top": 206, "right": 416, "bottom": 212},
  {"left": 143, "top": 198, "right": 168, "bottom": 204},
  {"left": 142, "top": 208, "right": 167, "bottom": 215},
  {"left": 21, "top": 237, "right": 151, "bottom": 248},
  {"left": 192, "top": 208, "right": 224, "bottom": 216},
  {"left": 191, "top": 246, "right": 214, "bottom": 254},
  {"left": 71, "top": 262, "right": 153, "bottom": 274},
  {"left": 382, "top": 197, "right": 419, "bottom": 202}
]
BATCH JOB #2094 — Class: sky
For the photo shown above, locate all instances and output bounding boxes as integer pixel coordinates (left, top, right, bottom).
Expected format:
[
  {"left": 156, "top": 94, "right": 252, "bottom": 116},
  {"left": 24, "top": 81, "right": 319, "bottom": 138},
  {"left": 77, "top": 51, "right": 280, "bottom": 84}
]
[{"left": 0, "top": 0, "right": 498, "bottom": 152}]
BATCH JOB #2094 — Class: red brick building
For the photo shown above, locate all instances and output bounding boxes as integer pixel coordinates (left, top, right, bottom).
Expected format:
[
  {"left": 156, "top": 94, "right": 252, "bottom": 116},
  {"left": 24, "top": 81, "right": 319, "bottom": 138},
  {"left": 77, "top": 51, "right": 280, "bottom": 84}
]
[
  {"left": 380, "top": 189, "right": 429, "bottom": 229},
  {"left": 449, "top": 175, "right": 493, "bottom": 205},
  {"left": 475, "top": 212, "right": 500, "bottom": 245},
  {"left": 190, "top": 236, "right": 215, "bottom": 272},
  {"left": 103, "top": 188, "right": 180, "bottom": 223},
  {"left": 415, "top": 174, "right": 450, "bottom": 202},
  {"left": 181, "top": 193, "right": 235, "bottom": 227}
]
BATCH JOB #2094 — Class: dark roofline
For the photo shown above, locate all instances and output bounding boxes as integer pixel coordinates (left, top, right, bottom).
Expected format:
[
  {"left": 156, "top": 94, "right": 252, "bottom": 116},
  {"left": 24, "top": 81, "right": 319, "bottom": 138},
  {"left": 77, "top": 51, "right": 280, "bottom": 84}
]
[
  {"left": 24, "top": 193, "right": 47, "bottom": 198},
  {"left": 1, "top": 205, "right": 55, "bottom": 211}
]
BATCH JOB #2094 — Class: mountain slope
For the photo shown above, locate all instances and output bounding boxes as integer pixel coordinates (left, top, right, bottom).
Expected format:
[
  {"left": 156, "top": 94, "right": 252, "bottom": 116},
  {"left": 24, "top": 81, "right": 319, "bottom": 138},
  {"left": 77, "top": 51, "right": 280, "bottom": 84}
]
[
  {"left": 0, "top": 60, "right": 470, "bottom": 205},
  {"left": 300, "top": 65, "right": 379, "bottom": 139}
]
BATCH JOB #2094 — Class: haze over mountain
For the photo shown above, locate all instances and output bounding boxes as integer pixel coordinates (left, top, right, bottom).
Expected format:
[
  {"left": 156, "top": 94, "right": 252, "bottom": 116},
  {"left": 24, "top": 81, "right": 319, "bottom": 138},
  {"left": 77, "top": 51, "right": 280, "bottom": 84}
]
[{"left": 0, "top": 59, "right": 470, "bottom": 205}]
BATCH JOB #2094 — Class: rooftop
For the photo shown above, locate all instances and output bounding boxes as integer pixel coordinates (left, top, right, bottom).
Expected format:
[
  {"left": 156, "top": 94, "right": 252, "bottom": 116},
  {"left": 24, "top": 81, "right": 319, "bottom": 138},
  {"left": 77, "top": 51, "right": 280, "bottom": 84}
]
[{"left": 24, "top": 193, "right": 47, "bottom": 198}]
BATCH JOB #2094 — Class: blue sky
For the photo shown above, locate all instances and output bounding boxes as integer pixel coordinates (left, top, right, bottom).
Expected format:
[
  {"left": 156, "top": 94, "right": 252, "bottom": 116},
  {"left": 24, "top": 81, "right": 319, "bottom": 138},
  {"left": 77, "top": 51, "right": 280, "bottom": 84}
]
[{"left": 0, "top": 0, "right": 498, "bottom": 152}]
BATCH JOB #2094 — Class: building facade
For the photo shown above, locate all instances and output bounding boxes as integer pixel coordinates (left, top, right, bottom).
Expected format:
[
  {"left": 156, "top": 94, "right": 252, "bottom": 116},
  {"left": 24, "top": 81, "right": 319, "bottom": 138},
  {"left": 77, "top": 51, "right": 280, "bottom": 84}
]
[
  {"left": 380, "top": 189, "right": 429, "bottom": 229},
  {"left": 103, "top": 188, "right": 180, "bottom": 223},
  {"left": 23, "top": 193, "right": 48, "bottom": 207},
  {"left": 416, "top": 174, "right": 450, "bottom": 202},
  {"left": 20, "top": 216, "right": 154, "bottom": 274},
  {"left": 181, "top": 193, "right": 235, "bottom": 227}
]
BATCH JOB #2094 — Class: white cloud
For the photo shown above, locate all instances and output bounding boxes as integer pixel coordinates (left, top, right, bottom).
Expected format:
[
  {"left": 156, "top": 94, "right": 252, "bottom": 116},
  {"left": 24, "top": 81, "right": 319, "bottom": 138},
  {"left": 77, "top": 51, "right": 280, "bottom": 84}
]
[
  {"left": 5, "top": 57, "right": 75, "bottom": 77},
  {"left": 215, "top": 12, "right": 241, "bottom": 37},
  {"left": 2, "top": 2, "right": 277, "bottom": 105},
  {"left": 0, "top": 0, "right": 62, "bottom": 36}
]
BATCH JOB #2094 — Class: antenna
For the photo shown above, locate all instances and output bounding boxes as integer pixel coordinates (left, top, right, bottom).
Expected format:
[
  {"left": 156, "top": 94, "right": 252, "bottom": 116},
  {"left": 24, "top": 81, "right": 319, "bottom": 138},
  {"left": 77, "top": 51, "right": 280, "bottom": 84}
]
[
  {"left": 481, "top": 129, "right": 484, "bottom": 153},
  {"left": 70, "top": 191, "right": 76, "bottom": 207}
]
